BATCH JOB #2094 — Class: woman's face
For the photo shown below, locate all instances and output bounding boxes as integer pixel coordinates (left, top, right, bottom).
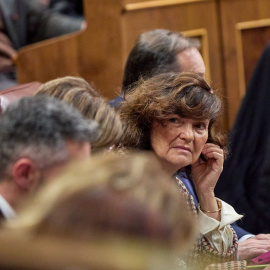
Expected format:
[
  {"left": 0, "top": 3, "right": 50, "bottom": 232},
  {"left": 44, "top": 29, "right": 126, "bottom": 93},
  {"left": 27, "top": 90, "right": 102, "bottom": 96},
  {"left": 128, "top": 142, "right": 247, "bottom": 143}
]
[{"left": 150, "top": 114, "right": 209, "bottom": 174}]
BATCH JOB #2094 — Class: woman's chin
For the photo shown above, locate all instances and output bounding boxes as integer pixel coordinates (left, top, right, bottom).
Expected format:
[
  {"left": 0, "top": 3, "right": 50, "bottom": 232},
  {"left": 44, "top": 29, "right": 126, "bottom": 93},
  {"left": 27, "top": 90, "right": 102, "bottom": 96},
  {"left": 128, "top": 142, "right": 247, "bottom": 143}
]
[
  {"left": 160, "top": 158, "right": 191, "bottom": 174},
  {"left": 172, "top": 157, "right": 191, "bottom": 168}
]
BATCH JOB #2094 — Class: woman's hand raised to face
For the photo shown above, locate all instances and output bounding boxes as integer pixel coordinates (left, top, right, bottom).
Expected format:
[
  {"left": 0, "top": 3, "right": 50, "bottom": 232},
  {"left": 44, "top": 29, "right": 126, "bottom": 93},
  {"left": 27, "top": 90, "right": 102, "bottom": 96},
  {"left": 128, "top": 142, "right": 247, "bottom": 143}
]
[
  {"left": 191, "top": 143, "right": 224, "bottom": 195},
  {"left": 191, "top": 143, "right": 224, "bottom": 220}
]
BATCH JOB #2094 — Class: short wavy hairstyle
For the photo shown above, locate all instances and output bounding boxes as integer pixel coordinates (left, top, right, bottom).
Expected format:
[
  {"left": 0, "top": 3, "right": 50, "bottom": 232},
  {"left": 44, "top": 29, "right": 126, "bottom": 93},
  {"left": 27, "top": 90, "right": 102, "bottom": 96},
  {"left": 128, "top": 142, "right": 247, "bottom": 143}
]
[
  {"left": 36, "top": 76, "right": 100, "bottom": 98},
  {"left": 120, "top": 72, "right": 226, "bottom": 155},
  {"left": 36, "top": 77, "right": 122, "bottom": 152}
]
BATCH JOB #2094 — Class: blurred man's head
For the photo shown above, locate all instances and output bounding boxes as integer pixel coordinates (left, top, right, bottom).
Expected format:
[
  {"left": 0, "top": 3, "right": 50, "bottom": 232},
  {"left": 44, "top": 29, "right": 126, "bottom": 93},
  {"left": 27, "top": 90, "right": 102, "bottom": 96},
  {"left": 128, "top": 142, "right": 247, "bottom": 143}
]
[
  {"left": 122, "top": 29, "right": 205, "bottom": 93},
  {"left": 0, "top": 95, "right": 98, "bottom": 211}
]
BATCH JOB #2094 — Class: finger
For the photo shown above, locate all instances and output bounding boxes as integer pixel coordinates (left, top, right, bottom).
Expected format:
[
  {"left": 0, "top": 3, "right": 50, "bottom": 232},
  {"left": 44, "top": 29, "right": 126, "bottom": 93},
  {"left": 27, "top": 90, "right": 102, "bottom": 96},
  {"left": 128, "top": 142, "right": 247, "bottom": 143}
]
[
  {"left": 245, "top": 240, "right": 270, "bottom": 250},
  {"left": 249, "top": 248, "right": 269, "bottom": 258},
  {"left": 203, "top": 143, "right": 221, "bottom": 150},
  {"left": 255, "top": 234, "right": 270, "bottom": 240},
  {"left": 202, "top": 147, "right": 223, "bottom": 156},
  {"left": 203, "top": 151, "right": 224, "bottom": 161},
  {"left": 202, "top": 144, "right": 223, "bottom": 153}
]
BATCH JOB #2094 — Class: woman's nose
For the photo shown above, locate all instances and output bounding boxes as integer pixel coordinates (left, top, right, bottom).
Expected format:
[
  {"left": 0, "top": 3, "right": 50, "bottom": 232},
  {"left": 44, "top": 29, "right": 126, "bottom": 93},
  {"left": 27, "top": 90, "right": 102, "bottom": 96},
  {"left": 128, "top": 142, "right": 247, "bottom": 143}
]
[{"left": 179, "top": 125, "right": 194, "bottom": 142}]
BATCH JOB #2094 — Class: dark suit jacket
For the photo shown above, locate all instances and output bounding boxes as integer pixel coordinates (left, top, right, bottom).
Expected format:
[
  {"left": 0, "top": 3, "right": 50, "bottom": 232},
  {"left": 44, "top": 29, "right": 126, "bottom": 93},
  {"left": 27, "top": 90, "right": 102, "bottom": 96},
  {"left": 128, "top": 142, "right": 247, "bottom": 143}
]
[
  {"left": 50, "top": 0, "right": 83, "bottom": 17},
  {"left": 216, "top": 42, "right": 270, "bottom": 234},
  {"left": 0, "top": 0, "right": 82, "bottom": 50}
]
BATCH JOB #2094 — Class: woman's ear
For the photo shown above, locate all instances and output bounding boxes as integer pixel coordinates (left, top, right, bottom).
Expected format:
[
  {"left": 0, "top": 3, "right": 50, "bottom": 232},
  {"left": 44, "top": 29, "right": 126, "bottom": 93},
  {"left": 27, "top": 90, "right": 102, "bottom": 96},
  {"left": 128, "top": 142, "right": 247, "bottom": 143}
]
[{"left": 12, "top": 158, "right": 41, "bottom": 191}]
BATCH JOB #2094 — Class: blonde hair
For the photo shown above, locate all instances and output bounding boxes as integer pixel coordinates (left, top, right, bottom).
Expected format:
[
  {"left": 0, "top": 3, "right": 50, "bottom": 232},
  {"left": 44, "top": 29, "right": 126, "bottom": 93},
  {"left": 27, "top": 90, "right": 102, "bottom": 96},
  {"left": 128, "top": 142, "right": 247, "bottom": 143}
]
[
  {"left": 7, "top": 153, "right": 197, "bottom": 252},
  {"left": 36, "top": 76, "right": 100, "bottom": 98},
  {"left": 36, "top": 76, "right": 123, "bottom": 152}
]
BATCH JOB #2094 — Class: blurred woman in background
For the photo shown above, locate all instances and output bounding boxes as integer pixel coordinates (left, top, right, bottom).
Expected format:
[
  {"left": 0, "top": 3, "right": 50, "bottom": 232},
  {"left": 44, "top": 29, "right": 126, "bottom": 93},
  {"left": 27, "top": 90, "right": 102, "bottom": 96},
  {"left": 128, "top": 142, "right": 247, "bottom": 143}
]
[
  {"left": 36, "top": 76, "right": 122, "bottom": 152},
  {"left": 3, "top": 153, "right": 197, "bottom": 270}
]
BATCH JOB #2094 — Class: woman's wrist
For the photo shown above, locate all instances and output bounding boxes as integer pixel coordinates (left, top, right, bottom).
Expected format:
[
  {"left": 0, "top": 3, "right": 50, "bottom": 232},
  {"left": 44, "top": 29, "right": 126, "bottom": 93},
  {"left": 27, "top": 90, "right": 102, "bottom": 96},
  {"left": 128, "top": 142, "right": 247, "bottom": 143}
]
[
  {"left": 199, "top": 198, "right": 222, "bottom": 213},
  {"left": 198, "top": 192, "right": 221, "bottom": 221},
  {"left": 197, "top": 191, "right": 216, "bottom": 207}
]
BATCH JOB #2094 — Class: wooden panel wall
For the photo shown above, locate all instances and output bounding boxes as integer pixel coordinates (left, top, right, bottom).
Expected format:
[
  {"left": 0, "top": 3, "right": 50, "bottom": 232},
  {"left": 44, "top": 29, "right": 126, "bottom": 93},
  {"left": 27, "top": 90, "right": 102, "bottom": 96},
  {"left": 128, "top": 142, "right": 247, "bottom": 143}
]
[
  {"left": 16, "top": 0, "right": 270, "bottom": 131},
  {"left": 237, "top": 21, "right": 270, "bottom": 89},
  {"left": 120, "top": 0, "right": 227, "bottom": 129},
  {"left": 17, "top": 0, "right": 226, "bottom": 127},
  {"left": 219, "top": 0, "right": 270, "bottom": 128},
  {"left": 121, "top": 0, "right": 221, "bottom": 84},
  {"left": 17, "top": 0, "right": 124, "bottom": 98},
  {"left": 18, "top": 0, "right": 223, "bottom": 94}
]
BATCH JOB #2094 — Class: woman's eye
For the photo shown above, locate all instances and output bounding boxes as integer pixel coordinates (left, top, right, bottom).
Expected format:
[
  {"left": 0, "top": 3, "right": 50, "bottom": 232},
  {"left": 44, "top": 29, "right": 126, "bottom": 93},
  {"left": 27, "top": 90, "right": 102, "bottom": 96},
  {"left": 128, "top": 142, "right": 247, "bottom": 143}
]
[
  {"left": 168, "top": 118, "right": 179, "bottom": 123},
  {"left": 195, "top": 123, "right": 206, "bottom": 130}
]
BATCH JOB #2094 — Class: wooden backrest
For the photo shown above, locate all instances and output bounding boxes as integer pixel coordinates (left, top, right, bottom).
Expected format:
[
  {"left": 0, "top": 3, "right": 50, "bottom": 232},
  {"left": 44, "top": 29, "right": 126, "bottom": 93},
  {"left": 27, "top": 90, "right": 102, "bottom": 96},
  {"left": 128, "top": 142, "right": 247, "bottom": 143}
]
[
  {"left": 16, "top": 0, "right": 225, "bottom": 127},
  {"left": 16, "top": 1, "right": 222, "bottom": 95},
  {"left": 16, "top": 0, "right": 270, "bottom": 130}
]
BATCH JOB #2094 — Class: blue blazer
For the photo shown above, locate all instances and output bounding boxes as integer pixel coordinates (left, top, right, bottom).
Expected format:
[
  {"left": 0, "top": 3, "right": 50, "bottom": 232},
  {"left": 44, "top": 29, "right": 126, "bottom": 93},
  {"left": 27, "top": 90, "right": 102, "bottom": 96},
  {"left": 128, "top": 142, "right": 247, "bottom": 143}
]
[{"left": 109, "top": 95, "right": 124, "bottom": 108}]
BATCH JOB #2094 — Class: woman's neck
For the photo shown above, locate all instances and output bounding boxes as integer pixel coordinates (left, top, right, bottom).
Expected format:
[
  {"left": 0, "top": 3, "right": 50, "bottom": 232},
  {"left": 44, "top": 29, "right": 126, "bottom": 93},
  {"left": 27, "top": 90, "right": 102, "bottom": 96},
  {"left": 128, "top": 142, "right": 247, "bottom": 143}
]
[
  {"left": 159, "top": 160, "right": 180, "bottom": 177},
  {"left": 151, "top": 151, "right": 183, "bottom": 176}
]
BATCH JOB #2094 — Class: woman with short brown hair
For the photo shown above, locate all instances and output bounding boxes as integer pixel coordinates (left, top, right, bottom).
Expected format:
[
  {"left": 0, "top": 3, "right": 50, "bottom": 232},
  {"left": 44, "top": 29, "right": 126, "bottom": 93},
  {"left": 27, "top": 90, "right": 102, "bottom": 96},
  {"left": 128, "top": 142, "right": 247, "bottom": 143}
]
[{"left": 120, "top": 72, "right": 242, "bottom": 268}]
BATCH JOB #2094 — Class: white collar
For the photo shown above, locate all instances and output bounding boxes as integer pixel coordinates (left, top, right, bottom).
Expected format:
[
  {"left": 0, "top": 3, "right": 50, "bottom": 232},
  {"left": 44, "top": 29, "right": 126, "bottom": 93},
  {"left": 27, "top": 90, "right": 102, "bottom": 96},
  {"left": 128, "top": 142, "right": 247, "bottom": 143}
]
[{"left": 0, "top": 194, "right": 16, "bottom": 219}]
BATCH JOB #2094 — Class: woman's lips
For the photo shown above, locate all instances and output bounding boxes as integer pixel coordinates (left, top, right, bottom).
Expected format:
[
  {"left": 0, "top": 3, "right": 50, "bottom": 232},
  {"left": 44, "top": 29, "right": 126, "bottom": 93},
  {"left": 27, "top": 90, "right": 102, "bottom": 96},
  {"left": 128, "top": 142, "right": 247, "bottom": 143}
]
[{"left": 173, "top": 146, "right": 191, "bottom": 152}]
